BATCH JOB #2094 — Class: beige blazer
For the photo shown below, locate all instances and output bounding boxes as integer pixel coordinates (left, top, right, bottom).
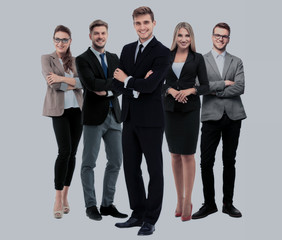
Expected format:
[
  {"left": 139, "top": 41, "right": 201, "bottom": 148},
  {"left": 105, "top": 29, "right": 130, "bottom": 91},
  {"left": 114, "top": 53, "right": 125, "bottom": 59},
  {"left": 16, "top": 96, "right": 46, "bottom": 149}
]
[{"left": 41, "top": 52, "right": 83, "bottom": 117}]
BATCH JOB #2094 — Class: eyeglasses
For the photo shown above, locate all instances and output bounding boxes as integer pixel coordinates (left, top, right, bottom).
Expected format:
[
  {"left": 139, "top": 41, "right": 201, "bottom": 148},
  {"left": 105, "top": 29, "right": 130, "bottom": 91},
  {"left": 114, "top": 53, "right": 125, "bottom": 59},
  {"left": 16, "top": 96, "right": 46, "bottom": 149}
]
[
  {"left": 213, "top": 34, "right": 230, "bottom": 40},
  {"left": 53, "top": 38, "right": 70, "bottom": 44}
]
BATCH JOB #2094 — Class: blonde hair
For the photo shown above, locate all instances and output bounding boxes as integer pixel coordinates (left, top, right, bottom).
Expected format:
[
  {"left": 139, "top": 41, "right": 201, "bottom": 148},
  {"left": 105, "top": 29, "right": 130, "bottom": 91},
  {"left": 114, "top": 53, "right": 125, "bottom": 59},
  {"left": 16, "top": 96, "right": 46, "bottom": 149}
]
[{"left": 171, "top": 22, "right": 196, "bottom": 52}]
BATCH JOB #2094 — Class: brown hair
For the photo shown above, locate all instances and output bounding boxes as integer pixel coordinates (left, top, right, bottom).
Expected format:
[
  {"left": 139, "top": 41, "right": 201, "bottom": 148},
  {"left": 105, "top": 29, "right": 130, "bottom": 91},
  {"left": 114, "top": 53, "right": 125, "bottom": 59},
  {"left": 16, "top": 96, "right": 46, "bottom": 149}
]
[
  {"left": 53, "top": 25, "right": 73, "bottom": 73},
  {"left": 132, "top": 6, "right": 154, "bottom": 22},
  {"left": 171, "top": 22, "right": 196, "bottom": 52},
  {"left": 89, "top": 19, "right": 108, "bottom": 33},
  {"left": 212, "top": 22, "right": 231, "bottom": 35}
]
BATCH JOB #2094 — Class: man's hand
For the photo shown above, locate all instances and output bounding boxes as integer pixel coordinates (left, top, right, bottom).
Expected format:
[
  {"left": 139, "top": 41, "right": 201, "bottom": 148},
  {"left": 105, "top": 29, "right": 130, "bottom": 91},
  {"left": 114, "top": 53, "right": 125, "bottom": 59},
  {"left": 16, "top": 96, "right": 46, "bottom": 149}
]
[
  {"left": 114, "top": 68, "right": 128, "bottom": 82},
  {"left": 94, "top": 91, "right": 107, "bottom": 96},
  {"left": 224, "top": 80, "right": 235, "bottom": 87},
  {"left": 145, "top": 70, "right": 153, "bottom": 79}
]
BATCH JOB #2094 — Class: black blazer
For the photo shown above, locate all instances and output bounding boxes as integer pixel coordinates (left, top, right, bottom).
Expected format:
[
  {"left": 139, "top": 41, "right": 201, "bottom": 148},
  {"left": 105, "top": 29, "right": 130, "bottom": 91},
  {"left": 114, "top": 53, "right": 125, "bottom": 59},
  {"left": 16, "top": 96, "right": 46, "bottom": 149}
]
[
  {"left": 113, "top": 37, "right": 170, "bottom": 127},
  {"left": 76, "top": 48, "right": 121, "bottom": 125},
  {"left": 163, "top": 49, "right": 209, "bottom": 112}
]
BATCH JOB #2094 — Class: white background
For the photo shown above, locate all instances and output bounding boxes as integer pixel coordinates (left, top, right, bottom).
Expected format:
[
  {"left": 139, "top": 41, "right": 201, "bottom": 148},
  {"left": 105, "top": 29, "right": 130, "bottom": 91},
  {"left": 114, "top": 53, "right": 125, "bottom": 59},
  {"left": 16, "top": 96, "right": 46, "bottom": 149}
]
[{"left": 0, "top": 0, "right": 281, "bottom": 239}]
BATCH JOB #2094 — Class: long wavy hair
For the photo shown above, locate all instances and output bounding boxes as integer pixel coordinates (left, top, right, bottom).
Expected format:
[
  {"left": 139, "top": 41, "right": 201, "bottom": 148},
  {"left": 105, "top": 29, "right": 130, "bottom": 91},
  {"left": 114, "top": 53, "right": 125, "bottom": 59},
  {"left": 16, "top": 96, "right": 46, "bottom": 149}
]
[
  {"left": 53, "top": 25, "right": 73, "bottom": 73},
  {"left": 171, "top": 22, "right": 196, "bottom": 52}
]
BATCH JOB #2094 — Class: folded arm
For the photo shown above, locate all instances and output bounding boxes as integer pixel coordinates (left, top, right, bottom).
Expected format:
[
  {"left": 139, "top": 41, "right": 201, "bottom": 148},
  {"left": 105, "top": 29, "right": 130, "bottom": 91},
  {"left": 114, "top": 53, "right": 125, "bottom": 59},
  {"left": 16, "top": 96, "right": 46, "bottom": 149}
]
[
  {"left": 41, "top": 55, "right": 82, "bottom": 91},
  {"left": 216, "top": 59, "right": 245, "bottom": 98},
  {"left": 75, "top": 56, "right": 113, "bottom": 92}
]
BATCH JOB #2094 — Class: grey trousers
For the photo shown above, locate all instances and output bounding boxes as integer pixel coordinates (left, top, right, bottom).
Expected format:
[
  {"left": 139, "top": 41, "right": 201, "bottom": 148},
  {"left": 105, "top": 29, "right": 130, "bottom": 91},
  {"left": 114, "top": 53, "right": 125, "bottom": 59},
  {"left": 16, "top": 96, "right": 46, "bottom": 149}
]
[{"left": 81, "top": 110, "right": 122, "bottom": 208}]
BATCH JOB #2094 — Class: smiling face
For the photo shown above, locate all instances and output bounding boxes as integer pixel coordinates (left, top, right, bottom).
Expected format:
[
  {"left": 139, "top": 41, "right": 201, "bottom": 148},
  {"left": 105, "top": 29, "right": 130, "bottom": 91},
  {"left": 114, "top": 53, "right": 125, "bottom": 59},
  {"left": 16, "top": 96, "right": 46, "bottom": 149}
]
[
  {"left": 53, "top": 31, "right": 71, "bottom": 57},
  {"left": 212, "top": 27, "right": 230, "bottom": 54},
  {"left": 89, "top": 26, "right": 108, "bottom": 52},
  {"left": 133, "top": 14, "right": 156, "bottom": 43},
  {"left": 176, "top": 28, "right": 191, "bottom": 51}
]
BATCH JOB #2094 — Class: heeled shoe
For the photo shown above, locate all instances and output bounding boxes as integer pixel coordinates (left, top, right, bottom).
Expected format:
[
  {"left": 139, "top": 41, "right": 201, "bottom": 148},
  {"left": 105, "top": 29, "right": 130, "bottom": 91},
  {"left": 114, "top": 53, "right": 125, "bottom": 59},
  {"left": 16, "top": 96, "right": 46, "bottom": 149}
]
[
  {"left": 175, "top": 211, "right": 182, "bottom": 217},
  {"left": 181, "top": 204, "right": 192, "bottom": 222},
  {"left": 54, "top": 210, "right": 63, "bottom": 219},
  {"left": 63, "top": 205, "right": 70, "bottom": 214}
]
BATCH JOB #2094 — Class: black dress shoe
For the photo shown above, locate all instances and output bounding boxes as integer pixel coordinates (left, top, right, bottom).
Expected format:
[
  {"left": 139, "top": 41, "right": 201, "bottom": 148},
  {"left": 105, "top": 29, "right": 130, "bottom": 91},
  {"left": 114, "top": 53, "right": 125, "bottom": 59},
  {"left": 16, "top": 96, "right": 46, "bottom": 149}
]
[
  {"left": 192, "top": 203, "right": 218, "bottom": 219},
  {"left": 100, "top": 204, "right": 128, "bottom": 218},
  {"left": 115, "top": 217, "right": 143, "bottom": 228},
  {"left": 137, "top": 222, "right": 155, "bottom": 236},
  {"left": 86, "top": 206, "right": 102, "bottom": 221},
  {"left": 222, "top": 204, "right": 242, "bottom": 218}
]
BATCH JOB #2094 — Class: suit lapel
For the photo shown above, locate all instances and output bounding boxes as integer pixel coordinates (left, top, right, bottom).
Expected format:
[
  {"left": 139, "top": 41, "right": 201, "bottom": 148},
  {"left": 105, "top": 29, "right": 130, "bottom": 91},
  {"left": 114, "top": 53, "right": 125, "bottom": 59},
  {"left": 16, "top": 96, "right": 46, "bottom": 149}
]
[
  {"left": 134, "top": 37, "right": 157, "bottom": 67},
  {"left": 206, "top": 51, "right": 222, "bottom": 79},
  {"left": 86, "top": 48, "right": 106, "bottom": 78},
  {"left": 222, "top": 52, "right": 233, "bottom": 80},
  {"left": 50, "top": 51, "right": 65, "bottom": 75},
  {"left": 126, "top": 42, "right": 138, "bottom": 72},
  {"left": 106, "top": 52, "right": 115, "bottom": 78},
  {"left": 169, "top": 50, "right": 178, "bottom": 79},
  {"left": 169, "top": 49, "right": 194, "bottom": 79},
  {"left": 179, "top": 51, "right": 194, "bottom": 79}
]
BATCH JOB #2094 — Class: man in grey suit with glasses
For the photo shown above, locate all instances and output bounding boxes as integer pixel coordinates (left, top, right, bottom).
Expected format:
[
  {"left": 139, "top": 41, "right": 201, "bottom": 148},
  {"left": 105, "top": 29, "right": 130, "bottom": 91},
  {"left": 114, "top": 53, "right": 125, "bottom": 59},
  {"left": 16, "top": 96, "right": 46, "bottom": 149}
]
[{"left": 192, "top": 22, "right": 246, "bottom": 220}]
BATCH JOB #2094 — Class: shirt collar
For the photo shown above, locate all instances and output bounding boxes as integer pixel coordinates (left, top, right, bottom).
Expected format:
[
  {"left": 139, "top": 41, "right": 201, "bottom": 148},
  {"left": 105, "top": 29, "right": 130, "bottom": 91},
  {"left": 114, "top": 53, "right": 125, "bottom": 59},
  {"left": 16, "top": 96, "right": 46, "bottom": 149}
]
[
  {"left": 90, "top": 46, "right": 106, "bottom": 59},
  {"left": 212, "top": 48, "right": 226, "bottom": 59},
  {"left": 137, "top": 35, "right": 154, "bottom": 50}
]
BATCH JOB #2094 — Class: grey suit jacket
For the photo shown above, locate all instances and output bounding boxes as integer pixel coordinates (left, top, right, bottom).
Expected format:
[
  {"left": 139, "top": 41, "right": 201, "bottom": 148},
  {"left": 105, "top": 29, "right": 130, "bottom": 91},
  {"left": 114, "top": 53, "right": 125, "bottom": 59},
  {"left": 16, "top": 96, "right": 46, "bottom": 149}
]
[
  {"left": 41, "top": 52, "right": 83, "bottom": 117},
  {"left": 201, "top": 51, "right": 247, "bottom": 122}
]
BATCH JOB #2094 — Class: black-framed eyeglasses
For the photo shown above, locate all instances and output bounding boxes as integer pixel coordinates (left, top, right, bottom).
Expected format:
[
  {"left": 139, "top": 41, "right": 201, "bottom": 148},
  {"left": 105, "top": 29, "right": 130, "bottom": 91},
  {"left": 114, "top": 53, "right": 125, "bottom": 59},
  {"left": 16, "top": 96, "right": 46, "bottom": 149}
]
[
  {"left": 213, "top": 34, "right": 230, "bottom": 40},
  {"left": 53, "top": 38, "right": 70, "bottom": 44}
]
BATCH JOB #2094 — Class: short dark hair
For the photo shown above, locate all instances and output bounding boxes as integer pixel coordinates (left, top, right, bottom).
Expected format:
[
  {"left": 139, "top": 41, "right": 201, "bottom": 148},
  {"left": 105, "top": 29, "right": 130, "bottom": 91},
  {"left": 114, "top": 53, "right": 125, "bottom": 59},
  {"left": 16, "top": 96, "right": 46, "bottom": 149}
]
[
  {"left": 89, "top": 19, "right": 108, "bottom": 33},
  {"left": 132, "top": 6, "right": 154, "bottom": 22},
  {"left": 213, "top": 22, "right": 231, "bottom": 35}
]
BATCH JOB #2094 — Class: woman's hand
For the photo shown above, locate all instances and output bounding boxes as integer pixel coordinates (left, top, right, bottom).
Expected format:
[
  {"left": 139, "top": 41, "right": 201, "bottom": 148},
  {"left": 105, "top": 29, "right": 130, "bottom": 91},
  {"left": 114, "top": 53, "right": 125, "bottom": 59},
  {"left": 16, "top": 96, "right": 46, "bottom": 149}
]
[
  {"left": 168, "top": 88, "right": 179, "bottom": 98},
  {"left": 175, "top": 88, "right": 196, "bottom": 103},
  {"left": 47, "top": 72, "right": 62, "bottom": 85},
  {"left": 168, "top": 88, "right": 186, "bottom": 103}
]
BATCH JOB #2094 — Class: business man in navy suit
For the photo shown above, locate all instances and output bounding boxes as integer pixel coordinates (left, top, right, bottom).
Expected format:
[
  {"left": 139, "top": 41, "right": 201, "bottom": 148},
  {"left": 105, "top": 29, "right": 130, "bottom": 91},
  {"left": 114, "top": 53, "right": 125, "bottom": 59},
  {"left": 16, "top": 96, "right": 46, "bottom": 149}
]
[
  {"left": 113, "top": 6, "right": 170, "bottom": 236},
  {"left": 76, "top": 20, "right": 127, "bottom": 221}
]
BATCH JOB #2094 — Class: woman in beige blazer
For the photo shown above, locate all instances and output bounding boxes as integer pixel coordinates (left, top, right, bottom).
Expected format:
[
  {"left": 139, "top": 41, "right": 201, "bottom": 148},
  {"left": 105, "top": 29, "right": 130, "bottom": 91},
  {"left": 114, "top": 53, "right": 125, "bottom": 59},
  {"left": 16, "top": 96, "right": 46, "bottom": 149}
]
[{"left": 41, "top": 25, "right": 83, "bottom": 219}]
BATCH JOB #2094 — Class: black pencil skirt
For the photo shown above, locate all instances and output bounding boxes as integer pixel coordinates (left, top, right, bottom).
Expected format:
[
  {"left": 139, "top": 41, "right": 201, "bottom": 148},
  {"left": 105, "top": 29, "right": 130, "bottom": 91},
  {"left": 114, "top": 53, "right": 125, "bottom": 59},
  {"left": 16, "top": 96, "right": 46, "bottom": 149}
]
[{"left": 164, "top": 108, "right": 200, "bottom": 155}]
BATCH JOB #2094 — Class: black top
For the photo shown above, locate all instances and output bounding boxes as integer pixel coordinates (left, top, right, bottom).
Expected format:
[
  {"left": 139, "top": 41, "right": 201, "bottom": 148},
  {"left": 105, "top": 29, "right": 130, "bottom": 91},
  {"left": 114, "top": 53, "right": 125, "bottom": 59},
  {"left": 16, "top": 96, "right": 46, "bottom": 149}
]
[{"left": 163, "top": 49, "right": 209, "bottom": 112}]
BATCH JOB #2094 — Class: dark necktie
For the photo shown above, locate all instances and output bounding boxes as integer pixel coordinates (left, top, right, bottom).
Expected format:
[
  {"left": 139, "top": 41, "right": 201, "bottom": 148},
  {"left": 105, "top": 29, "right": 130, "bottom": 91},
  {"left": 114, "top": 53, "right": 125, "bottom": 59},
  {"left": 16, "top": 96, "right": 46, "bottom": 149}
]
[
  {"left": 135, "top": 44, "right": 143, "bottom": 63},
  {"left": 100, "top": 53, "right": 112, "bottom": 107},
  {"left": 100, "top": 53, "right": 108, "bottom": 78}
]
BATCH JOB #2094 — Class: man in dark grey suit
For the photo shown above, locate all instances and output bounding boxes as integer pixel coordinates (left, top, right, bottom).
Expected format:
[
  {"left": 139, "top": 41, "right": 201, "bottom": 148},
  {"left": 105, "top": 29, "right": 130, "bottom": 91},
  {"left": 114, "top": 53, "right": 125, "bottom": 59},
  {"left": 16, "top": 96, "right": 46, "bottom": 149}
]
[
  {"left": 192, "top": 23, "right": 246, "bottom": 219},
  {"left": 76, "top": 20, "right": 127, "bottom": 221}
]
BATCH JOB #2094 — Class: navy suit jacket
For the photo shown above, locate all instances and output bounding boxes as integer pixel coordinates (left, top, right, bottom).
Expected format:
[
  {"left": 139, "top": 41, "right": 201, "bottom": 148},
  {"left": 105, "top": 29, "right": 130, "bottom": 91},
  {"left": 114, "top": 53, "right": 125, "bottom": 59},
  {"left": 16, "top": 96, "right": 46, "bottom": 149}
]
[
  {"left": 113, "top": 37, "right": 170, "bottom": 127},
  {"left": 76, "top": 48, "right": 121, "bottom": 125}
]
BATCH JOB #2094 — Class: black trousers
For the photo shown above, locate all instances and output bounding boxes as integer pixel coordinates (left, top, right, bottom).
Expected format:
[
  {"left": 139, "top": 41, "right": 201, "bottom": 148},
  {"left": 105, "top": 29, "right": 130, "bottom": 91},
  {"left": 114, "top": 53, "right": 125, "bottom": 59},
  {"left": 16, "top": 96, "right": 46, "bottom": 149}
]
[
  {"left": 200, "top": 114, "right": 242, "bottom": 206},
  {"left": 52, "top": 108, "right": 82, "bottom": 190},
  {"left": 122, "top": 120, "right": 164, "bottom": 225}
]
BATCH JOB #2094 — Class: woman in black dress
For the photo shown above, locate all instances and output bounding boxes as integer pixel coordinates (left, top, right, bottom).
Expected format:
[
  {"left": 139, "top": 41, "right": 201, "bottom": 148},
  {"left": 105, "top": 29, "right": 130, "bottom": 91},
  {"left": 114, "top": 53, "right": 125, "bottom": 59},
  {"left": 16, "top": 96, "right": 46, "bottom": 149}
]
[{"left": 163, "top": 22, "right": 209, "bottom": 221}]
